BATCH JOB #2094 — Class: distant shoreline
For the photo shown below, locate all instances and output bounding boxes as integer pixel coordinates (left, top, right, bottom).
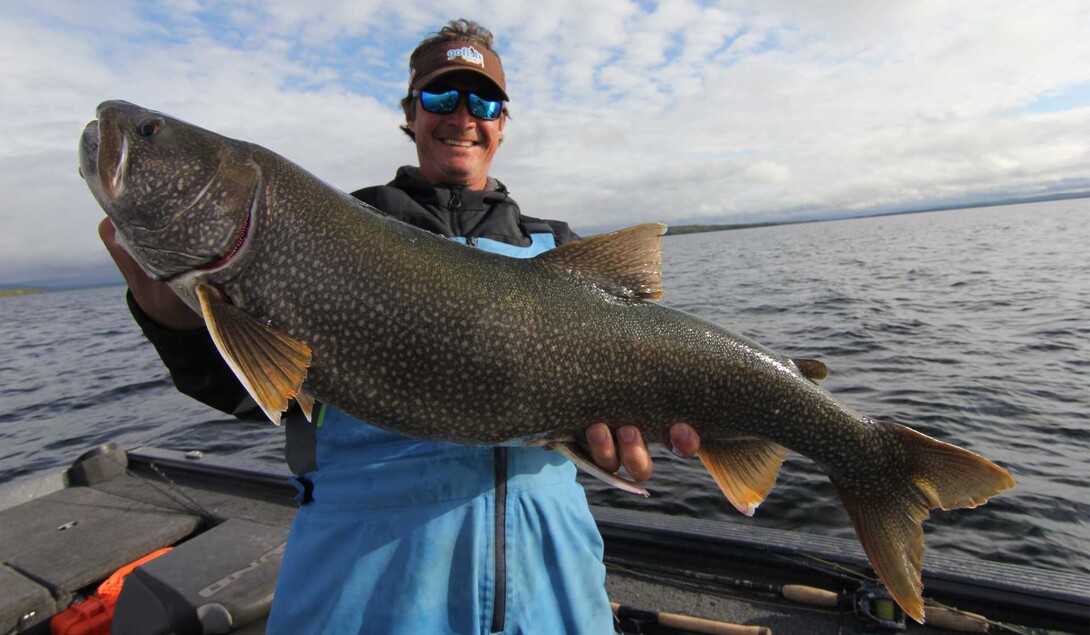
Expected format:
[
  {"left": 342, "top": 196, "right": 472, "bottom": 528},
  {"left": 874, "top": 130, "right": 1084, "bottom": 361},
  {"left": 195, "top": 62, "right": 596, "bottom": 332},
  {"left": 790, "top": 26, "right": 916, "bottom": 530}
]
[
  {"left": 4, "top": 191, "right": 1086, "bottom": 291},
  {"left": 665, "top": 190, "right": 1089, "bottom": 236},
  {"left": 0, "top": 288, "right": 45, "bottom": 297}
]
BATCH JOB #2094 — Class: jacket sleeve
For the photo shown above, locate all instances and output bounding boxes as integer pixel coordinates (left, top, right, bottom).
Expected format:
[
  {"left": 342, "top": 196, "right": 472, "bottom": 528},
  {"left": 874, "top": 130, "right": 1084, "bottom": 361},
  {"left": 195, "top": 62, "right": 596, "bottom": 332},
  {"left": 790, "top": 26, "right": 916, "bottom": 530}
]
[
  {"left": 127, "top": 291, "right": 262, "bottom": 419},
  {"left": 550, "top": 220, "right": 580, "bottom": 245},
  {"left": 521, "top": 216, "right": 580, "bottom": 245}
]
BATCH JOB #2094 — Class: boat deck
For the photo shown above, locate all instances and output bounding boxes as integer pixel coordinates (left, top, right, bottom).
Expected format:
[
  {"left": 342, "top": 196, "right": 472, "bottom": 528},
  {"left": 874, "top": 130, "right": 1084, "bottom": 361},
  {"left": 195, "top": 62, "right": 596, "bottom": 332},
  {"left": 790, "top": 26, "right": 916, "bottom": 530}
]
[{"left": 1, "top": 445, "right": 1084, "bottom": 634}]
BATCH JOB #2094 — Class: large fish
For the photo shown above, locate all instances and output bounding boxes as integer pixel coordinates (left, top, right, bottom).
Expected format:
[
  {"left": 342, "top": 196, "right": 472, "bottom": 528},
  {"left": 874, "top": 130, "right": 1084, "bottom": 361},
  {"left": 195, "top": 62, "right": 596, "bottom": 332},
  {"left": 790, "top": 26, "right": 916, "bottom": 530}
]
[{"left": 80, "top": 100, "right": 1014, "bottom": 622}]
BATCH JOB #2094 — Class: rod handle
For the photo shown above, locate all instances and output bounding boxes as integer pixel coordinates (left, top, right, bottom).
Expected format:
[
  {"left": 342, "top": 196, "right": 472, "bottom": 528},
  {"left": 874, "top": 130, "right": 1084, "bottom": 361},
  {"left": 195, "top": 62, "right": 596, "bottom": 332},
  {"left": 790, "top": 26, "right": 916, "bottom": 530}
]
[
  {"left": 782, "top": 584, "right": 839, "bottom": 607},
  {"left": 611, "top": 602, "right": 771, "bottom": 635},
  {"left": 926, "top": 607, "right": 989, "bottom": 633}
]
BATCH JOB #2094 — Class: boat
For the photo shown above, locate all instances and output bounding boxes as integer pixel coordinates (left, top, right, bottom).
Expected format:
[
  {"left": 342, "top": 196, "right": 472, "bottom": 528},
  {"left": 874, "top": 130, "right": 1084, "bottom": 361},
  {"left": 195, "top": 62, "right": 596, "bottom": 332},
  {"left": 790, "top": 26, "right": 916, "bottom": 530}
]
[{"left": 1, "top": 443, "right": 1085, "bottom": 634}]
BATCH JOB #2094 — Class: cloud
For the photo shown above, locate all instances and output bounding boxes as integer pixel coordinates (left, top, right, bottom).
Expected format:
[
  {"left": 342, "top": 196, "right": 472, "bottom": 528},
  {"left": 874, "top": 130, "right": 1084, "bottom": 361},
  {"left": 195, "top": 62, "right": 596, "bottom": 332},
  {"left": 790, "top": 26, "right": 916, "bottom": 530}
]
[
  {"left": 1, "top": 1, "right": 1088, "bottom": 285},
  {"left": 494, "top": 0, "right": 1090, "bottom": 227}
]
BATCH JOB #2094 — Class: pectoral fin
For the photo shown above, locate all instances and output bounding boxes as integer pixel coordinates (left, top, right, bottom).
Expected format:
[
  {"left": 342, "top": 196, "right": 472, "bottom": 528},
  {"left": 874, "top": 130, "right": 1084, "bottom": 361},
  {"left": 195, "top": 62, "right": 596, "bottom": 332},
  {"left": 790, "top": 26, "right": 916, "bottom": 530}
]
[
  {"left": 700, "top": 439, "right": 789, "bottom": 517},
  {"left": 196, "top": 284, "right": 312, "bottom": 426},
  {"left": 546, "top": 440, "right": 650, "bottom": 497}
]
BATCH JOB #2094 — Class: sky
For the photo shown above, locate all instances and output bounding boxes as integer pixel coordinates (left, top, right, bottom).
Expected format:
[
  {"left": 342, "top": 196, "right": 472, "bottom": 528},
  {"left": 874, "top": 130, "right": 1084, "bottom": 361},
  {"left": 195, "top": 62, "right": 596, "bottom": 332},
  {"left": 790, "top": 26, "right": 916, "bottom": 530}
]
[{"left": 1, "top": 0, "right": 1088, "bottom": 287}]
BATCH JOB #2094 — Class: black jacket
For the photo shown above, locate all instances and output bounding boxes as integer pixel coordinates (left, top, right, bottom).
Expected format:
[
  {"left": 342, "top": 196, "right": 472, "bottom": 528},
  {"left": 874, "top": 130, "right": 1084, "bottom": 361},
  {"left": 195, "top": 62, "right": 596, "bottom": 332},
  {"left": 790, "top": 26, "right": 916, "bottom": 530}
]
[{"left": 354, "top": 166, "right": 577, "bottom": 245}]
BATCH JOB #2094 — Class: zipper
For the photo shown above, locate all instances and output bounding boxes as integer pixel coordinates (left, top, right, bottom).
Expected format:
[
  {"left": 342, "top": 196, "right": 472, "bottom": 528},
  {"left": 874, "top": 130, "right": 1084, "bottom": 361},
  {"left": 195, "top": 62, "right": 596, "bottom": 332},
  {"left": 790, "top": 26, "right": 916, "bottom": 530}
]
[
  {"left": 448, "top": 186, "right": 464, "bottom": 236},
  {"left": 446, "top": 208, "right": 500, "bottom": 628},
  {"left": 449, "top": 189, "right": 480, "bottom": 248},
  {"left": 491, "top": 446, "right": 508, "bottom": 633},
  {"left": 451, "top": 197, "right": 501, "bottom": 630}
]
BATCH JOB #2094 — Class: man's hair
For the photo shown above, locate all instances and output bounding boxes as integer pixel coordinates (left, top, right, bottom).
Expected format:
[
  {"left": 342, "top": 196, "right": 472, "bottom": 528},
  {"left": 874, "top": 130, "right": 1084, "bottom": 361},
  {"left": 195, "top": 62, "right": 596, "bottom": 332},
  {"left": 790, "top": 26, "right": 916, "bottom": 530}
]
[{"left": 400, "top": 18, "right": 510, "bottom": 141}]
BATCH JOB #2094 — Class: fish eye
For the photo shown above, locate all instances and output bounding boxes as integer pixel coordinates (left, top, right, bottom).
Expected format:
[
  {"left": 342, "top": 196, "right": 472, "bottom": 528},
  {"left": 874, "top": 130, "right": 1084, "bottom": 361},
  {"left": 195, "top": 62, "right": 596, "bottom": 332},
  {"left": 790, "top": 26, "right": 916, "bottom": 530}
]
[{"left": 138, "top": 118, "right": 164, "bottom": 137}]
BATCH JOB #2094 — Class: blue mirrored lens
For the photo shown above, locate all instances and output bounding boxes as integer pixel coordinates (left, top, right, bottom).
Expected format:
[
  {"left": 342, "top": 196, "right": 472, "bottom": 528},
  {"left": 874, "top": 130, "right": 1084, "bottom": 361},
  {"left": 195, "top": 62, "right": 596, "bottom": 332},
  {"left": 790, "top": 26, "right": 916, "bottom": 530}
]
[
  {"left": 419, "top": 90, "right": 502, "bottom": 120},
  {"left": 468, "top": 93, "right": 502, "bottom": 120},
  {"left": 420, "top": 90, "right": 460, "bottom": 115}
]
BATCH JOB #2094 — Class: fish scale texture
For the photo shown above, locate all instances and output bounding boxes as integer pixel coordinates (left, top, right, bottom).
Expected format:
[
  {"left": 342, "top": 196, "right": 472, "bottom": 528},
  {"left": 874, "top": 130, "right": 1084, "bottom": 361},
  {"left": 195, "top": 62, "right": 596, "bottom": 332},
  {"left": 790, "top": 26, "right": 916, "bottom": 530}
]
[{"left": 205, "top": 154, "right": 871, "bottom": 460}]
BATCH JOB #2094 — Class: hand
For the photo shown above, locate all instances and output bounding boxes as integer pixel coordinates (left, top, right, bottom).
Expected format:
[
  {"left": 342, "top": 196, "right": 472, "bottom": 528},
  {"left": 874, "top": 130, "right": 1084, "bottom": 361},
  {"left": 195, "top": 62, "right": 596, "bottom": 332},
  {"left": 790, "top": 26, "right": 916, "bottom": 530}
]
[
  {"left": 584, "top": 422, "right": 700, "bottom": 482},
  {"left": 98, "top": 218, "right": 204, "bottom": 330}
]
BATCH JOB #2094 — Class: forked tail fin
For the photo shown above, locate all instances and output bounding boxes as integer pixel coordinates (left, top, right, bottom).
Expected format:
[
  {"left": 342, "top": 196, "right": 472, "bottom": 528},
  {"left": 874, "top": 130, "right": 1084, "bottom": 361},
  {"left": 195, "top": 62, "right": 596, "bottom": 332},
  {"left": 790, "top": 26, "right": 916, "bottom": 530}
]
[{"left": 834, "top": 421, "right": 1016, "bottom": 623}]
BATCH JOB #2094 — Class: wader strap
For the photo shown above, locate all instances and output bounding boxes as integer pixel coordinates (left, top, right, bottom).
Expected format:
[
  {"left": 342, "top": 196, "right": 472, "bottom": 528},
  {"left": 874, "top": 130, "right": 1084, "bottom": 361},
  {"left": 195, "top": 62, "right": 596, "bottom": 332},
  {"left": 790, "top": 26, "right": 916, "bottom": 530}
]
[{"left": 284, "top": 407, "right": 319, "bottom": 476}]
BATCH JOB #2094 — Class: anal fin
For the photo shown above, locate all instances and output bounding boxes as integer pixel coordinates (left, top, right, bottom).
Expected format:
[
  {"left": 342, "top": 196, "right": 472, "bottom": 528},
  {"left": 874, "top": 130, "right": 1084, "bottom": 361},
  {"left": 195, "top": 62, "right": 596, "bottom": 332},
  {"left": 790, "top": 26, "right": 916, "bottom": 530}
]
[
  {"left": 196, "top": 283, "right": 312, "bottom": 426},
  {"left": 700, "top": 439, "right": 789, "bottom": 516}
]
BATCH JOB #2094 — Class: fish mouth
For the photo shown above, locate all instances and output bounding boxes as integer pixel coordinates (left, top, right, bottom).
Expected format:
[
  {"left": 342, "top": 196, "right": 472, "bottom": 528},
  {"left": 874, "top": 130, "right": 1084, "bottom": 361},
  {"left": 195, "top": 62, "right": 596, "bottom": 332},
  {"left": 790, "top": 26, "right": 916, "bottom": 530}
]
[
  {"left": 78, "top": 120, "right": 108, "bottom": 195},
  {"left": 80, "top": 107, "right": 130, "bottom": 201},
  {"left": 79, "top": 120, "right": 98, "bottom": 177}
]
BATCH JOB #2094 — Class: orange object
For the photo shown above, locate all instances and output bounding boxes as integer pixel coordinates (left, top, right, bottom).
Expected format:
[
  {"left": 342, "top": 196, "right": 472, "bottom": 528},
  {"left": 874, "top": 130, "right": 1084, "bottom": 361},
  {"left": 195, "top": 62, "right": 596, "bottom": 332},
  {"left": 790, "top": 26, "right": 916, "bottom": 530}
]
[
  {"left": 50, "top": 547, "right": 173, "bottom": 635},
  {"left": 96, "top": 547, "right": 172, "bottom": 603},
  {"left": 49, "top": 596, "right": 111, "bottom": 635}
]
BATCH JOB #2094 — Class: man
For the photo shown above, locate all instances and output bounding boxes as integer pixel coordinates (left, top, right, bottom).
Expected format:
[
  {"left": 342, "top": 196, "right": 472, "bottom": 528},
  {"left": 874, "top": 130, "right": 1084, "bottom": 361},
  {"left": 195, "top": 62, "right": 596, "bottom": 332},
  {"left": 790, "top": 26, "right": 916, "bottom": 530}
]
[{"left": 99, "top": 19, "right": 700, "bottom": 633}]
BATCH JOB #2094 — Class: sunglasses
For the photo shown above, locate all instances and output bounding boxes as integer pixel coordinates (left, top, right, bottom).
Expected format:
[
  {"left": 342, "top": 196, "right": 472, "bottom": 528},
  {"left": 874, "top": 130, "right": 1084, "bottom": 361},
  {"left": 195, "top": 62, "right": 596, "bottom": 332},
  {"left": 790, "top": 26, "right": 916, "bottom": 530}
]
[{"left": 414, "top": 89, "right": 503, "bottom": 121}]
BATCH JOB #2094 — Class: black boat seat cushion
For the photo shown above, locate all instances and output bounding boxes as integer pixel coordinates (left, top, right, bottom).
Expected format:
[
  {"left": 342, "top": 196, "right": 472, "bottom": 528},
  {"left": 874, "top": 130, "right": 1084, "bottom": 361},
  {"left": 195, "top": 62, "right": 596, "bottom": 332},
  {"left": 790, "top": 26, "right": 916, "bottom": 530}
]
[{"left": 112, "top": 518, "right": 288, "bottom": 635}]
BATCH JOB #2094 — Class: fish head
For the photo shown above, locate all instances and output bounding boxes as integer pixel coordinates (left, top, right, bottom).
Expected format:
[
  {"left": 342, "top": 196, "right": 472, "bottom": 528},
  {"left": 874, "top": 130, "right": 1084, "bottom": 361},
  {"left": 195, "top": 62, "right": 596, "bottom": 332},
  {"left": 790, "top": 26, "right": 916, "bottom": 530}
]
[{"left": 80, "top": 100, "right": 261, "bottom": 280}]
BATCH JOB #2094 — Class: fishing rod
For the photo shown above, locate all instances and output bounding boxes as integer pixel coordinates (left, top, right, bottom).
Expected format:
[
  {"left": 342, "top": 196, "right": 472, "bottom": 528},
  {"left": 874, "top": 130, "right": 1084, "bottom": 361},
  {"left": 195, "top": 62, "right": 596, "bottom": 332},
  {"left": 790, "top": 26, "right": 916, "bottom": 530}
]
[
  {"left": 606, "top": 555, "right": 1008, "bottom": 633},
  {"left": 777, "top": 552, "right": 1040, "bottom": 634}
]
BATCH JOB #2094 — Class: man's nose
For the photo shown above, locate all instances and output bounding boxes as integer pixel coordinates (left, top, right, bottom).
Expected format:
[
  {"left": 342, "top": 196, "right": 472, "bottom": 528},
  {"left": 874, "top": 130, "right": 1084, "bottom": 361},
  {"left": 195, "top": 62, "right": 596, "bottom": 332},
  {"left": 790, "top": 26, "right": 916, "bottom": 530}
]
[{"left": 448, "top": 97, "right": 474, "bottom": 124}]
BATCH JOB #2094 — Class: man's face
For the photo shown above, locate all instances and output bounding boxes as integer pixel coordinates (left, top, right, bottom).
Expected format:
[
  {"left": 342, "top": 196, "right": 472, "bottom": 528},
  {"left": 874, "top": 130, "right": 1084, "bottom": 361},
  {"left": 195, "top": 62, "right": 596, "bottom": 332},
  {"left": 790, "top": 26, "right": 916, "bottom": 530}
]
[{"left": 407, "top": 72, "right": 506, "bottom": 190}]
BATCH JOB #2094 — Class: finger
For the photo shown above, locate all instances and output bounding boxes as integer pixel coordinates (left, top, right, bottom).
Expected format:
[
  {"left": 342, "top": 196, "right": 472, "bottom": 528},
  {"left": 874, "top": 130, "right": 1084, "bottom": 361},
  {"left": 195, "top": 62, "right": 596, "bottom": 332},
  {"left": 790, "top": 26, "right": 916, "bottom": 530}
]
[
  {"left": 97, "top": 217, "right": 116, "bottom": 243},
  {"left": 98, "top": 218, "right": 126, "bottom": 263},
  {"left": 99, "top": 218, "right": 145, "bottom": 278},
  {"left": 98, "top": 218, "right": 147, "bottom": 287},
  {"left": 668, "top": 422, "right": 700, "bottom": 458},
  {"left": 617, "top": 426, "right": 653, "bottom": 482},
  {"left": 585, "top": 422, "right": 620, "bottom": 473},
  {"left": 99, "top": 218, "right": 204, "bottom": 330}
]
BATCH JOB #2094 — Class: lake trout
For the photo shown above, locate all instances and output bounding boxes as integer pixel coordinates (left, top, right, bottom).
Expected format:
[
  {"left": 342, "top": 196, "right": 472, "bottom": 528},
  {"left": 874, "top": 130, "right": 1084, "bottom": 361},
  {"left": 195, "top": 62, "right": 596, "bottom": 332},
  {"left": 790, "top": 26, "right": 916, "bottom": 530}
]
[{"left": 79, "top": 100, "right": 1014, "bottom": 623}]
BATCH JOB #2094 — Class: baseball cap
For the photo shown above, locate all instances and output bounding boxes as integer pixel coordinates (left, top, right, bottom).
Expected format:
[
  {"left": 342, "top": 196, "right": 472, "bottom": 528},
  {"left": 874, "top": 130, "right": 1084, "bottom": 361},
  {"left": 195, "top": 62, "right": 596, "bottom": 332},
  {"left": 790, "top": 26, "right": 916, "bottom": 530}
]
[{"left": 409, "top": 41, "right": 508, "bottom": 101}]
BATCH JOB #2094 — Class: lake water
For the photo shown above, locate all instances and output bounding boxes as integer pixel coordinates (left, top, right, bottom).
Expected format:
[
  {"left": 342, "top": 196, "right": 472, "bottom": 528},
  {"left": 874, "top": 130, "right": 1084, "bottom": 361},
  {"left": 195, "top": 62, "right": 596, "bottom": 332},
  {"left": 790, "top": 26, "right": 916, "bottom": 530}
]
[{"left": 2, "top": 199, "right": 1087, "bottom": 577}]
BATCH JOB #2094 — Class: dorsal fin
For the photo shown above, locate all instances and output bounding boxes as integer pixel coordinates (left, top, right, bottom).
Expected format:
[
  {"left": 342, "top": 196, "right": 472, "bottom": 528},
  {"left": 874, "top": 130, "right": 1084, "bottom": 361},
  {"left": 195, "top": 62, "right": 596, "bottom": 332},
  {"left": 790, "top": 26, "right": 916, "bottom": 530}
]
[{"left": 534, "top": 223, "right": 666, "bottom": 301}]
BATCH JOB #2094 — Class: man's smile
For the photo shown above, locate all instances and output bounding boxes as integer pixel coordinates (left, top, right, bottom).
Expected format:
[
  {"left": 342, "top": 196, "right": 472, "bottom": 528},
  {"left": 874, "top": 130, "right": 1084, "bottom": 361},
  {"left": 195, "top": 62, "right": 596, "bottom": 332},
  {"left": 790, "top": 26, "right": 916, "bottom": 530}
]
[{"left": 440, "top": 138, "right": 476, "bottom": 147}]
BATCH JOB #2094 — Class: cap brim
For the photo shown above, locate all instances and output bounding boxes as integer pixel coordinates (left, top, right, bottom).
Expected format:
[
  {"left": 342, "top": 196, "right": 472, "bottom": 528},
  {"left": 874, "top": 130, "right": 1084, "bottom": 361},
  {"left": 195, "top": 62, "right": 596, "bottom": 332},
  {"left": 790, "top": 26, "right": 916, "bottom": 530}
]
[{"left": 413, "top": 67, "right": 509, "bottom": 101}]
